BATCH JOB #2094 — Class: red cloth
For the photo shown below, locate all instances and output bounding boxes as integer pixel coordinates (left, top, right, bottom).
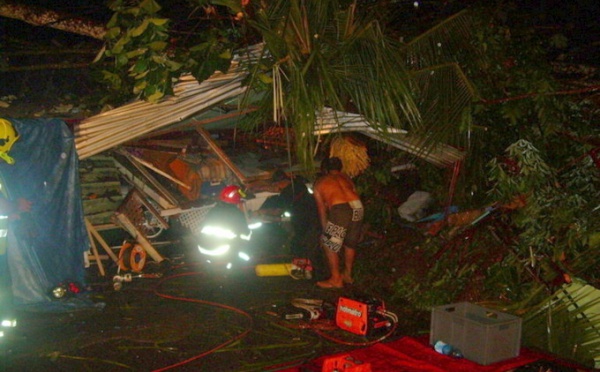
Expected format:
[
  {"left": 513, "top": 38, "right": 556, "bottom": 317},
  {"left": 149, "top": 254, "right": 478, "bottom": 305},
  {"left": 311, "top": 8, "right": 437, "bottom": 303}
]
[{"left": 276, "top": 336, "right": 547, "bottom": 372}]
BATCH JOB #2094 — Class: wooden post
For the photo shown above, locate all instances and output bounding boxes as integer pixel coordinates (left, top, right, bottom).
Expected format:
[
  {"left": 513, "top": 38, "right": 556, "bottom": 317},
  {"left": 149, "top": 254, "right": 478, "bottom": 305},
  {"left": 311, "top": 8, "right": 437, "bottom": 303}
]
[
  {"left": 85, "top": 218, "right": 119, "bottom": 263},
  {"left": 85, "top": 221, "right": 105, "bottom": 276},
  {"left": 195, "top": 127, "right": 248, "bottom": 184},
  {"left": 114, "top": 213, "right": 164, "bottom": 263}
]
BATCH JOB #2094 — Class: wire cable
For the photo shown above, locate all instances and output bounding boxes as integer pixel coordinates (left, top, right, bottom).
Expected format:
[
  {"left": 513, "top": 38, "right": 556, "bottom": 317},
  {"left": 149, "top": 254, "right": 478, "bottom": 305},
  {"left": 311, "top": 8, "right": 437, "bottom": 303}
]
[{"left": 151, "top": 265, "right": 253, "bottom": 372}]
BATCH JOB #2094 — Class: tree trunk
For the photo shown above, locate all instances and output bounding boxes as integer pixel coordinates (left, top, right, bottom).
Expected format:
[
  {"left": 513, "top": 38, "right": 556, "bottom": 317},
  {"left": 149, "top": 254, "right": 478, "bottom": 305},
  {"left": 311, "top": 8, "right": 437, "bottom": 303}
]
[{"left": 0, "top": 1, "right": 105, "bottom": 40}]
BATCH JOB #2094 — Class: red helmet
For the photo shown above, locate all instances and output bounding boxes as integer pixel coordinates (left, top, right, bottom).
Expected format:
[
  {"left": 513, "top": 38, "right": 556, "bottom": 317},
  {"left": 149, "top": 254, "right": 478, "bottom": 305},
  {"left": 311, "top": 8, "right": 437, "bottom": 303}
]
[{"left": 219, "top": 185, "right": 243, "bottom": 204}]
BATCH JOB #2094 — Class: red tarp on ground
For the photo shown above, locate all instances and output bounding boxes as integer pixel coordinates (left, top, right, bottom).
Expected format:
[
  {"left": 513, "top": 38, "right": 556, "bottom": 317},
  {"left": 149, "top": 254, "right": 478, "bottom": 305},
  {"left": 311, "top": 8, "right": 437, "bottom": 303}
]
[{"left": 275, "top": 336, "right": 589, "bottom": 372}]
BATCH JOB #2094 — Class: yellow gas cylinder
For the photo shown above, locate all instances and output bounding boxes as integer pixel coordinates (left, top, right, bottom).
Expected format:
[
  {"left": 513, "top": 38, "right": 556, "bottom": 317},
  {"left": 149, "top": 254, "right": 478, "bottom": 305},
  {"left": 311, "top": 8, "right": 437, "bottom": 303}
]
[{"left": 255, "top": 263, "right": 293, "bottom": 277}]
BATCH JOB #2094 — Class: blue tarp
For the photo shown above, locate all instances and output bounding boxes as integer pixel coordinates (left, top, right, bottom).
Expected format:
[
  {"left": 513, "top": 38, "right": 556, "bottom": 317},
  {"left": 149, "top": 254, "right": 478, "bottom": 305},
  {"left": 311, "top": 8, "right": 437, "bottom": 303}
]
[{"left": 0, "top": 118, "right": 90, "bottom": 307}]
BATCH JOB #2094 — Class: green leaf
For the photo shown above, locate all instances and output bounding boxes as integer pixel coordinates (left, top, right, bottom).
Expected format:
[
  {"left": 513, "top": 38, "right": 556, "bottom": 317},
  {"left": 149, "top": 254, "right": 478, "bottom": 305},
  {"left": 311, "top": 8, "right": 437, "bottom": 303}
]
[
  {"left": 139, "top": 0, "right": 162, "bottom": 14},
  {"left": 106, "top": 13, "right": 119, "bottom": 28},
  {"left": 148, "top": 41, "right": 168, "bottom": 51},
  {"left": 212, "top": 0, "right": 243, "bottom": 13},
  {"left": 133, "top": 81, "right": 147, "bottom": 94},
  {"left": 111, "top": 36, "right": 129, "bottom": 54},
  {"left": 131, "top": 19, "right": 150, "bottom": 37},
  {"left": 126, "top": 48, "right": 148, "bottom": 59},
  {"left": 218, "top": 50, "right": 232, "bottom": 60},
  {"left": 92, "top": 44, "right": 107, "bottom": 63},
  {"left": 189, "top": 43, "right": 210, "bottom": 52},
  {"left": 163, "top": 59, "right": 182, "bottom": 72},
  {"left": 148, "top": 18, "right": 169, "bottom": 27},
  {"left": 132, "top": 70, "right": 149, "bottom": 79},
  {"left": 101, "top": 70, "right": 122, "bottom": 88},
  {"left": 146, "top": 90, "right": 164, "bottom": 103},
  {"left": 131, "top": 59, "right": 148, "bottom": 73},
  {"left": 123, "top": 7, "right": 140, "bottom": 17},
  {"left": 151, "top": 55, "right": 168, "bottom": 65},
  {"left": 257, "top": 73, "right": 273, "bottom": 84},
  {"left": 105, "top": 26, "right": 121, "bottom": 39},
  {"left": 116, "top": 53, "right": 129, "bottom": 66}
]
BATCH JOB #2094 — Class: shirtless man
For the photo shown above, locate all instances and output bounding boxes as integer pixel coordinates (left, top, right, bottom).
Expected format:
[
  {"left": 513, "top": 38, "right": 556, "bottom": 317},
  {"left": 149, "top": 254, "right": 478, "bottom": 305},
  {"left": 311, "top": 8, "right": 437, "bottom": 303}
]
[{"left": 313, "top": 157, "right": 364, "bottom": 289}]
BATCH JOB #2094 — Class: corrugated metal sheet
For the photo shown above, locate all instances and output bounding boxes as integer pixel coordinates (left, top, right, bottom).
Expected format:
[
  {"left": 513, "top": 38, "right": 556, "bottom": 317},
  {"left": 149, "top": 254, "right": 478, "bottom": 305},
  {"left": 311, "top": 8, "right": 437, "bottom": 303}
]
[{"left": 314, "top": 109, "right": 465, "bottom": 167}]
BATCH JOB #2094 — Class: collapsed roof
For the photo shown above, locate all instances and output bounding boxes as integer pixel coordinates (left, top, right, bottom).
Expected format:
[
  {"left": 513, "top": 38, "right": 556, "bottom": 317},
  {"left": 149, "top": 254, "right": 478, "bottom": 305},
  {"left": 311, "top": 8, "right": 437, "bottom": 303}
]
[{"left": 74, "top": 43, "right": 464, "bottom": 170}]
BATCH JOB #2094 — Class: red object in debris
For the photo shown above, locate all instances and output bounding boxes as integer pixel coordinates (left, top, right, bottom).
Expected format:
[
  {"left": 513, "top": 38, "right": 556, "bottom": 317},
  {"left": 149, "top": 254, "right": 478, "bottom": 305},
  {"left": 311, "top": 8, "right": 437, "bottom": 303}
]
[
  {"left": 336, "top": 298, "right": 370, "bottom": 335},
  {"left": 169, "top": 158, "right": 202, "bottom": 201},
  {"left": 336, "top": 297, "right": 389, "bottom": 336},
  {"left": 321, "top": 354, "right": 372, "bottom": 372},
  {"left": 68, "top": 282, "right": 81, "bottom": 294}
]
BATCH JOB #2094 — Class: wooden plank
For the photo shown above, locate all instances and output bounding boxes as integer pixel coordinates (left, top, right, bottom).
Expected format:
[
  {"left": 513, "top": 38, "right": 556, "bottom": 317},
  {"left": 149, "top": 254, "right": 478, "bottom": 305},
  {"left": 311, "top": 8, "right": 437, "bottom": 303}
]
[
  {"left": 85, "top": 211, "right": 119, "bottom": 226},
  {"left": 82, "top": 197, "right": 122, "bottom": 215},
  {"left": 75, "top": 83, "right": 247, "bottom": 159},
  {"left": 80, "top": 182, "right": 121, "bottom": 196},
  {"left": 85, "top": 219, "right": 105, "bottom": 276},
  {"left": 114, "top": 213, "right": 164, "bottom": 263},
  {"left": 85, "top": 218, "right": 119, "bottom": 263},
  {"left": 195, "top": 127, "right": 248, "bottom": 184},
  {"left": 128, "top": 154, "right": 192, "bottom": 190},
  {"left": 113, "top": 153, "right": 179, "bottom": 209},
  {"left": 79, "top": 168, "right": 121, "bottom": 183}
]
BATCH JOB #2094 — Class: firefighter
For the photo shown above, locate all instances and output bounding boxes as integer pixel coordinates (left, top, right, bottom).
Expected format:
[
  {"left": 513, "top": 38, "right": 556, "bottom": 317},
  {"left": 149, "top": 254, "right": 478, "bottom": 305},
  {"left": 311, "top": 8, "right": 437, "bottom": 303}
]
[{"left": 0, "top": 118, "right": 31, "bottom": 335}]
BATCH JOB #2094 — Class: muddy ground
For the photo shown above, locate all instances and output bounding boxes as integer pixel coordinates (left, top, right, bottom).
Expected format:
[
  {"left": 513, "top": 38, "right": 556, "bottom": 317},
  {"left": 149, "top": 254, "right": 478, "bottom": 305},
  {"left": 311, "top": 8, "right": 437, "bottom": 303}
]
[
  {"left": 0, "top": 235, "right": 431, "bottom": 372},
  {"left": 2, "top": 222, "right": 591, "bottom": 372}
]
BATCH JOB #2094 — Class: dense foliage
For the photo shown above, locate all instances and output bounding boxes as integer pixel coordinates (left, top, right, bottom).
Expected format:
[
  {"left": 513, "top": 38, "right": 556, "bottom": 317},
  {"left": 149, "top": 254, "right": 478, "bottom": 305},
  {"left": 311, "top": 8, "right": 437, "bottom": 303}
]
[{"left": 351, "top": 4, "right": 600, "bottom": 365}]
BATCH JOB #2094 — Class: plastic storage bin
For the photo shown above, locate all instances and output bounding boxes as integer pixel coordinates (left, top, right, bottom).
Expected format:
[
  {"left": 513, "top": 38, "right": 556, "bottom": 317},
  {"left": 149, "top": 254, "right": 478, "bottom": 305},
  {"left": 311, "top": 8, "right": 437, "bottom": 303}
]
[{"left": 429, "top": 302, "right": 522, "bottom": 365}]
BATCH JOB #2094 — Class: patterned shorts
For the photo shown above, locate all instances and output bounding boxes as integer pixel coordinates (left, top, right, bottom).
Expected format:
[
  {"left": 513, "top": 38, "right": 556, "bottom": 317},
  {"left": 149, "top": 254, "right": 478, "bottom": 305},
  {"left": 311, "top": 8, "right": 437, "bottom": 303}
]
[{"left": 321, "top": 200, "right": 364, "bottom": 253}]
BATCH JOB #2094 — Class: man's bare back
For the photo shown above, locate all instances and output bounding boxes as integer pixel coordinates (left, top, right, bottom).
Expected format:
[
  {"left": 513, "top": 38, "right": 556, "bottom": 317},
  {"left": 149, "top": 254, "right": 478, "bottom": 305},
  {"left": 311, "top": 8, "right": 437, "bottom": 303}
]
[{"left": 314, "top": 171, "right": 360, "bottom": 210}]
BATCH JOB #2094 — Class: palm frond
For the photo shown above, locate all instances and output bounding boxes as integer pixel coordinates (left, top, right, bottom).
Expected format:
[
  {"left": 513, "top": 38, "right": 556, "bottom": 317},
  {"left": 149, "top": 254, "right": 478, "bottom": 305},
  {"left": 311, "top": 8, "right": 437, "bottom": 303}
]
[
  {"left": 522, "top": 280, "right": 600, "bottom": 368},
  {"left": 404, "top": 10, "right": 474, "bottom": 70},
  {"left": 244, "top": 0, "right": 422, "bottom": 168},
  {"left": 410, "top": 62, "right": 477, "bottom": 152}
]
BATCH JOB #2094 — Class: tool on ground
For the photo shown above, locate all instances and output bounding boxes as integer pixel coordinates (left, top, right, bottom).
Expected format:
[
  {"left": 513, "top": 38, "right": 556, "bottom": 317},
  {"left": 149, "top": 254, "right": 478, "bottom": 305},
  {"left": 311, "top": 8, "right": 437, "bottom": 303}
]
[
  {"left": 335, "top": 296, "right": 397, "bottom": 336},
  {"left": 118, "top": 241, "right": 147, "bottom": 273},
  {"left": 113, "top": 273, "right": 163, "bottom": 291},
  {"left": 51, "top": 281, "right": 83, "bottom": 299},
  {"left": 255, "top": 263, "right": 292, "bottom": 276},
  {"left": 321, "top": 354, "right": 372, "bottom": 372},
  {"left": 255, "top": 258, "right": 313, "bottom": 279}
]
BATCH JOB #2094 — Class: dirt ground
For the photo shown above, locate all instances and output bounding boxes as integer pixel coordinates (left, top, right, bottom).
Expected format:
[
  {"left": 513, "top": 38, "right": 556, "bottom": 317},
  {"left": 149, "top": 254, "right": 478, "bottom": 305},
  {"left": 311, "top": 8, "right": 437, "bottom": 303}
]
[
  {"left": 2, "top": 220, "right": 591, "bottom": 372},
  {"left": 0, "top": 236, "right": 431, "bottom": 372}
]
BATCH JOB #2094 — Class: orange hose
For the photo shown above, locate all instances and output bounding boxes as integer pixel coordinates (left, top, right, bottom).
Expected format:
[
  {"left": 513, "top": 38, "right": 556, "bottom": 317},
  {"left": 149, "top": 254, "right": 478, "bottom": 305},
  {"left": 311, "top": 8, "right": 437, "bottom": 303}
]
[{"left": 151, "top": 268, "right": 253, "bottom": 372}]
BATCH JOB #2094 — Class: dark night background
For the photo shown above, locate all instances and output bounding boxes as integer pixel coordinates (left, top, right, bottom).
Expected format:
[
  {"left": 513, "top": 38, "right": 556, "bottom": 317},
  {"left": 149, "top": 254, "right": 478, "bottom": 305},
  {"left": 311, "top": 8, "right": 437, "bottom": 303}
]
[{"left": 0, "top": 0, "right": 599, "bottom": 106}]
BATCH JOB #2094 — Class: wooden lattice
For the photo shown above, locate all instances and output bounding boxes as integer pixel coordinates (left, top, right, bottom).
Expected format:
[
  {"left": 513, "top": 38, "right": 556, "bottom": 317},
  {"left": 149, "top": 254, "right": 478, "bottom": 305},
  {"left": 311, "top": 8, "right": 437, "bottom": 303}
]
[{"left": 115, "top": 189, "right": 169, "bottom": 235}]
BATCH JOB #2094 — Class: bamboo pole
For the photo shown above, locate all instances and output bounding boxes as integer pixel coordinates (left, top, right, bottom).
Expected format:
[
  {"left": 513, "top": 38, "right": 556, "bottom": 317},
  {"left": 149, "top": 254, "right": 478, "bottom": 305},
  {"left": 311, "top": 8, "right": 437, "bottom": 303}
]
[
  {"left": 76, "top": 77, "right": 245, "bottom": 133},
  {"left": 76, "top": 85, "right": 247, "bottom": 158},
  {"left": 75, "top": 78, "right": 245, "bottom": 140},
  {"left": 74, "top": 44, "right": 265, "bottom": 159},
  {"left": 144, "top": 108, "right": 258, "bottom": 138},
  {"left": 76, "top": 89, "right": 236, "bottom": 137}
]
